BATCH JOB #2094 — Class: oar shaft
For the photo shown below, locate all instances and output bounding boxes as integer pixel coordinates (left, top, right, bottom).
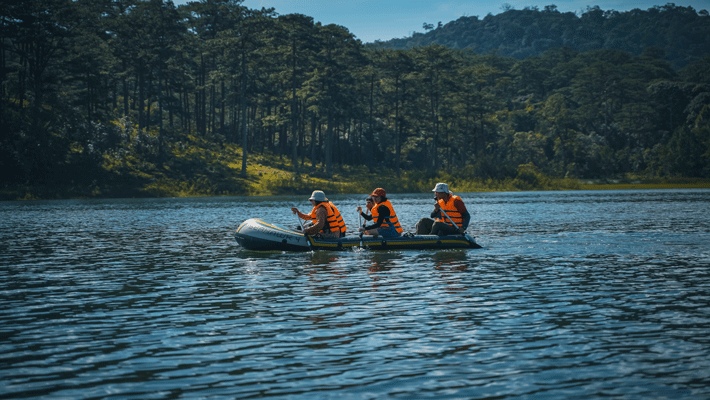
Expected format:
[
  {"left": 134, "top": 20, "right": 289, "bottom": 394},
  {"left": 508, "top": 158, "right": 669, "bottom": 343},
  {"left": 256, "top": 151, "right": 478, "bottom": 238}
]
[
  {"left": 436, "top": 199, "right": 460, "bottom": 230},
  {"left": 295, "top": 207, "right": 304, "bottom": 231},
  {"left": 440, "top": 208, "right": 458, "bottom": 229},
  {"left": 358, "top": 210, "right": 363, "bottom": 246}
]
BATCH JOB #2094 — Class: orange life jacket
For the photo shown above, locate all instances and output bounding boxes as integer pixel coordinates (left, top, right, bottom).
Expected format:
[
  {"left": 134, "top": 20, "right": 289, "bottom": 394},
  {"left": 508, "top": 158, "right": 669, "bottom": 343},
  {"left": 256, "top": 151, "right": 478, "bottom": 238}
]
[
  {"left": 371, "top": 199, "right": 403, "bottom": 234},
  {"left": 435, "top": 194, "right": 464, "bottom": 227},
  {"left": 327, "top": 201, "right": 347, "bottom": 234},
  {"left": 309, "top": 201, "right": 347, "bottom": 234}
]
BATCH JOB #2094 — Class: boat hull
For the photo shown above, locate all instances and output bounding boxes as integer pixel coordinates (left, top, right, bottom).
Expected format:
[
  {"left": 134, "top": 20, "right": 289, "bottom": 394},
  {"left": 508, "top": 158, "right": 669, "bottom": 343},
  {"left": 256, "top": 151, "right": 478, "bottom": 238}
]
[{"left": 234, "top": 218, "right": 482, "bottom": 251}]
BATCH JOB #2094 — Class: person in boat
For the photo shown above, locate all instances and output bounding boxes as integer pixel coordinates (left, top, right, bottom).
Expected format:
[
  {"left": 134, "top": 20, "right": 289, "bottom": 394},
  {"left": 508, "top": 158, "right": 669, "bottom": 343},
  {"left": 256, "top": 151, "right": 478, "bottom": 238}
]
[
  {"left": 355, "top": 195, "right": 375, "bottom": 229},
  {"left": 361, "top": 195, "right": 375, "bottom": 216},
  {"left": 291, "top": 190, "right": 347, "bottom": 238},
  {"left": 357, "top": 188, "right": 403, "bottom": 237},
  {"left": 417, "top": 182, "right": 470, "bottom": 236}
]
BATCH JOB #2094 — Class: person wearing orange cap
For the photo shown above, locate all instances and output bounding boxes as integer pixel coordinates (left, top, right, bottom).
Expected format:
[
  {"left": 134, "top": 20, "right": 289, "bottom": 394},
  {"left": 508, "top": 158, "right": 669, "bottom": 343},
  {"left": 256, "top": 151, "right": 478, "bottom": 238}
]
[
  {"left": 292, "top": 190, "right": 346, "bottom": 238},
  {"left": 357, "top": 188, "right": 403, "bottom": 237}
]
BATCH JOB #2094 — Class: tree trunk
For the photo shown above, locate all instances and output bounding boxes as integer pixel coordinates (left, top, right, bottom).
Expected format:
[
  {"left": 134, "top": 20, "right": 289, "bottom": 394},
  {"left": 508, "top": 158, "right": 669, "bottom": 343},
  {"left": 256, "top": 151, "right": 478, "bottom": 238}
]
[
  {"left": 326, "top": 110, "right": 332, "bottom": 177},
  {"left": 240, "top": 54, "right": 248, "bottom": 179},
  {"left": 395, "top": 77, "right": 400, "bottom": 178}
]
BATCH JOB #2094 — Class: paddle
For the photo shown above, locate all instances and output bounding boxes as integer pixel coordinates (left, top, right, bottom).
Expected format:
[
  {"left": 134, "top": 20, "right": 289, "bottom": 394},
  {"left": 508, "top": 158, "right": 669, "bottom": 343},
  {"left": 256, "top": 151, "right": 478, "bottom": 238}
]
[
  {"left": 435, "top": 197, "right": 464, "bottom": 235},
  {"left": 357, "top": 208, "right": 364, "bottom": 247},
  {"left": 294, "top": 208, "right": 314, "bottom": 249},
  {"left": 293, "top": 206, "right": 304, "bottom": 232}
]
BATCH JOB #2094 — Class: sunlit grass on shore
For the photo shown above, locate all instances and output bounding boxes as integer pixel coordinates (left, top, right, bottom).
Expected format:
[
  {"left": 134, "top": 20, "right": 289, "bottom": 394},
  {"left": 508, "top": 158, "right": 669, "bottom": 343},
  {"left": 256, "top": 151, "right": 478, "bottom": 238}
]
[{"left": 2, "top": 133, "right": 708, "bottom": 201}]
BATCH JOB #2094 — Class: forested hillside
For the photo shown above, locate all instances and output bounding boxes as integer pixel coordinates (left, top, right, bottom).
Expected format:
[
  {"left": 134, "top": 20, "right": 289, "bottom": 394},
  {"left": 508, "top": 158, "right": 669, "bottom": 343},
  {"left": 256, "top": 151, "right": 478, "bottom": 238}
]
[
  {"left": 373, "top": 4, "right": 710, "bottom": 69},
  {"left": 1, "top": 0, "right": 709, "bottom": 199}
]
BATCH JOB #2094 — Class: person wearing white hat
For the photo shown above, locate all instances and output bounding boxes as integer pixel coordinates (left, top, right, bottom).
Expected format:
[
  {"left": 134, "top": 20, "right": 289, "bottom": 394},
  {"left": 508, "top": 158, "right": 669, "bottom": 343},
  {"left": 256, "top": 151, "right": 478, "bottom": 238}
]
[
  {"left": 292, "top": 190, "right": 347, "bottom": 238},
  {"left": 416, "top": 183, "right": 470, "bottom": 235}
]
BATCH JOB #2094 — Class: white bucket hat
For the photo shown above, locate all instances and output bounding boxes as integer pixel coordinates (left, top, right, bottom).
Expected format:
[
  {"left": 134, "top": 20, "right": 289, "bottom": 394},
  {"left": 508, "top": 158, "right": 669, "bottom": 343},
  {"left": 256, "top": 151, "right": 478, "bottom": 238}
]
[
  {"left": 432, "top": 182, "right": 451, "bottom": 193},
  {"left": 308, "top": 190, "right": 328, "bottom": 202}
]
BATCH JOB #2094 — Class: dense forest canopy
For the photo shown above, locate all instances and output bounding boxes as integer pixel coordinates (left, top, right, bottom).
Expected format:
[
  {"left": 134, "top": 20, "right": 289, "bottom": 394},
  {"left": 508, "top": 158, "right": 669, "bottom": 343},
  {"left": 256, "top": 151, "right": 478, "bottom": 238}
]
[
  {"left": 373, "top": 3, "right": 710, "bottom": 69},
  {"left": 1, "top": 0, "right": 709, "bottom": 198}
]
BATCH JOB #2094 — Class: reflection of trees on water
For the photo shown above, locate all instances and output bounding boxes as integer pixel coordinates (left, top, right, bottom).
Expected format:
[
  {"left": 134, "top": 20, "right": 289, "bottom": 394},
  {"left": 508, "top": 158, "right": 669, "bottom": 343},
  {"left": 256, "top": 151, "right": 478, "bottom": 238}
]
[
  {"left": 433, "top": 250, "right": 469, "bottom": 271},
  {"left": 366, "top": 252, "right": 406, "bottom": 294},
  {"left": 302, "top": 251, "right": 345, "bottom": 297},
  {"left": 307, "top": 251, "right": 341, "bottom": 268},
  {"left": 432, "top": 250, "right": 471, "bottom": 294},
  {"left": 368, "top": 252, "right": 404, "bottom": 273}
]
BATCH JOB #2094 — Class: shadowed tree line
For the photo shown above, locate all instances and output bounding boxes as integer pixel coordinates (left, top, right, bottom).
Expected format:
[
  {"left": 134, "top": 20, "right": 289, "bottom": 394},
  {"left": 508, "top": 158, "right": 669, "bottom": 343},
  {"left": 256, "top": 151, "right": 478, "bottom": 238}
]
[
  {"left": 375, "top": 3, "right": 710, "bottom": 70},
  {"left": 1, "top": 0, "right": 709, "bottom": 198}
]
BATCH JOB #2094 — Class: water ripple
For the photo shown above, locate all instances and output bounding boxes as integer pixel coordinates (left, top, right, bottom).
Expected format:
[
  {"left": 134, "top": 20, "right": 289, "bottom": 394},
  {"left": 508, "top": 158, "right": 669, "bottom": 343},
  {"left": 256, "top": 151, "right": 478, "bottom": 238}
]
[{"left": 1, "top": 191, "right": 709, "bottom": 399}]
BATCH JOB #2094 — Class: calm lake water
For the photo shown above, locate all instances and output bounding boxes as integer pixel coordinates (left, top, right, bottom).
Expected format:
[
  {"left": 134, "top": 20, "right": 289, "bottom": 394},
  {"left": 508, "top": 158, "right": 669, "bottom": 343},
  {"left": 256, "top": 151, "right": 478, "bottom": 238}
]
[{"left": 1, "top": 189, "right": 709, "bottom": 399}]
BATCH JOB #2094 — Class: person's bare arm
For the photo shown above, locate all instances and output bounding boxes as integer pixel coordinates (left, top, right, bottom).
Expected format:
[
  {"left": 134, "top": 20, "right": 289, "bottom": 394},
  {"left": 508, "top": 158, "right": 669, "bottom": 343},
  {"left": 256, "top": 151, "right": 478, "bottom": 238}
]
[
  {"left": 304, "top": 207, "right": 326, "bottom": 235},
  {"left": 291, "top": 207, "right": 310, "bottom": 220}
]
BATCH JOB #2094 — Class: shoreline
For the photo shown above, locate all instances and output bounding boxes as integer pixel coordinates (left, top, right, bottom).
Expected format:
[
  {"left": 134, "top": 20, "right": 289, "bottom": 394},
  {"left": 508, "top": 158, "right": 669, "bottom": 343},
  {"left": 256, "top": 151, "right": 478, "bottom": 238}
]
[{"left": 3, "top": 181, "right": 709, "bottom": 201}]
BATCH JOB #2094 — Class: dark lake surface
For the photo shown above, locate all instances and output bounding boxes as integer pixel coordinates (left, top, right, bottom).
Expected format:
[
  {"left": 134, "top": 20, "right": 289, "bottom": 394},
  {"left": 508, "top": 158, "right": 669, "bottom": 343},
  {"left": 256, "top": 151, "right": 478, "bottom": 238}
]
[{"left": 1, "top": 189, "right": 709, "bottom": 399}]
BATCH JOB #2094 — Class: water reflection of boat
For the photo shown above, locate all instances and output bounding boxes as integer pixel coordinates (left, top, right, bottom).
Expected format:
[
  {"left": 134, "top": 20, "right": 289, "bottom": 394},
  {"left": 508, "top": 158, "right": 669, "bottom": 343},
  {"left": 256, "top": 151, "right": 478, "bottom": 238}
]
[{"left": 234, "top": 218, "right": 482, "bottom": 251}]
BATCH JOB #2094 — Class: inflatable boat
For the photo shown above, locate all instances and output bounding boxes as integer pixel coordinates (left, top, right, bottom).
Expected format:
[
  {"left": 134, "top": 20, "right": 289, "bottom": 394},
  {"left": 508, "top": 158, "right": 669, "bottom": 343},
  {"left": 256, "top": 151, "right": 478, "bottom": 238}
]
[{"left": 234, "top": 218, "right": 482, "bottom": 251}]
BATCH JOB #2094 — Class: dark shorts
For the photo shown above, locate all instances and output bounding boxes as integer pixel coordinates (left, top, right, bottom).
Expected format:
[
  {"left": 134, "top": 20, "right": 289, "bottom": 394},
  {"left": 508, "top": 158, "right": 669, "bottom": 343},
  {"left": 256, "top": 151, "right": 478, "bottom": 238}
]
[
  {"left": 415, "top": 218, "right": 434, "bottom": 234},
  {"left": 376, "top": 225, "right": 401, "bottom": 237},
  {"left": 430, "top": 221, "right": 461, "bottom": 236}
]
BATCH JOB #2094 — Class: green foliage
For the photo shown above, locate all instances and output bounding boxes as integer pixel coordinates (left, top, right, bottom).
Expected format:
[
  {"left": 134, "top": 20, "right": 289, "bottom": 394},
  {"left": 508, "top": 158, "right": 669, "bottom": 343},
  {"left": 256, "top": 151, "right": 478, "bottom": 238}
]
[
  {"left": 373, "top": 4, "right": 710, "bottom": 69},
  {"left": 1, "top": 0, "right": 709, "bottom": 200},
  {"left": 511, "top": 163, "right": 550, "bottom": 190}
]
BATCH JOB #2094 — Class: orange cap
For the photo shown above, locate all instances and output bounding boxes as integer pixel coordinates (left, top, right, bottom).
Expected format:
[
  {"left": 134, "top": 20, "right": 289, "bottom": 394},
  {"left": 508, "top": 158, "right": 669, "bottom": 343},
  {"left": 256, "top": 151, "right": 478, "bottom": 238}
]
[{"left": 370, "top": 188, "right": 386, "bottom": 197}]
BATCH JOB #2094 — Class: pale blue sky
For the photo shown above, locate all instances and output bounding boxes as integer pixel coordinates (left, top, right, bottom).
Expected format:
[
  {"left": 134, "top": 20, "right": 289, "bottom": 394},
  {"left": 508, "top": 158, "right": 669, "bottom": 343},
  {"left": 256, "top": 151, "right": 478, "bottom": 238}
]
[{"left": 174, "top": 0, "right": 710, "bottom": 43}]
